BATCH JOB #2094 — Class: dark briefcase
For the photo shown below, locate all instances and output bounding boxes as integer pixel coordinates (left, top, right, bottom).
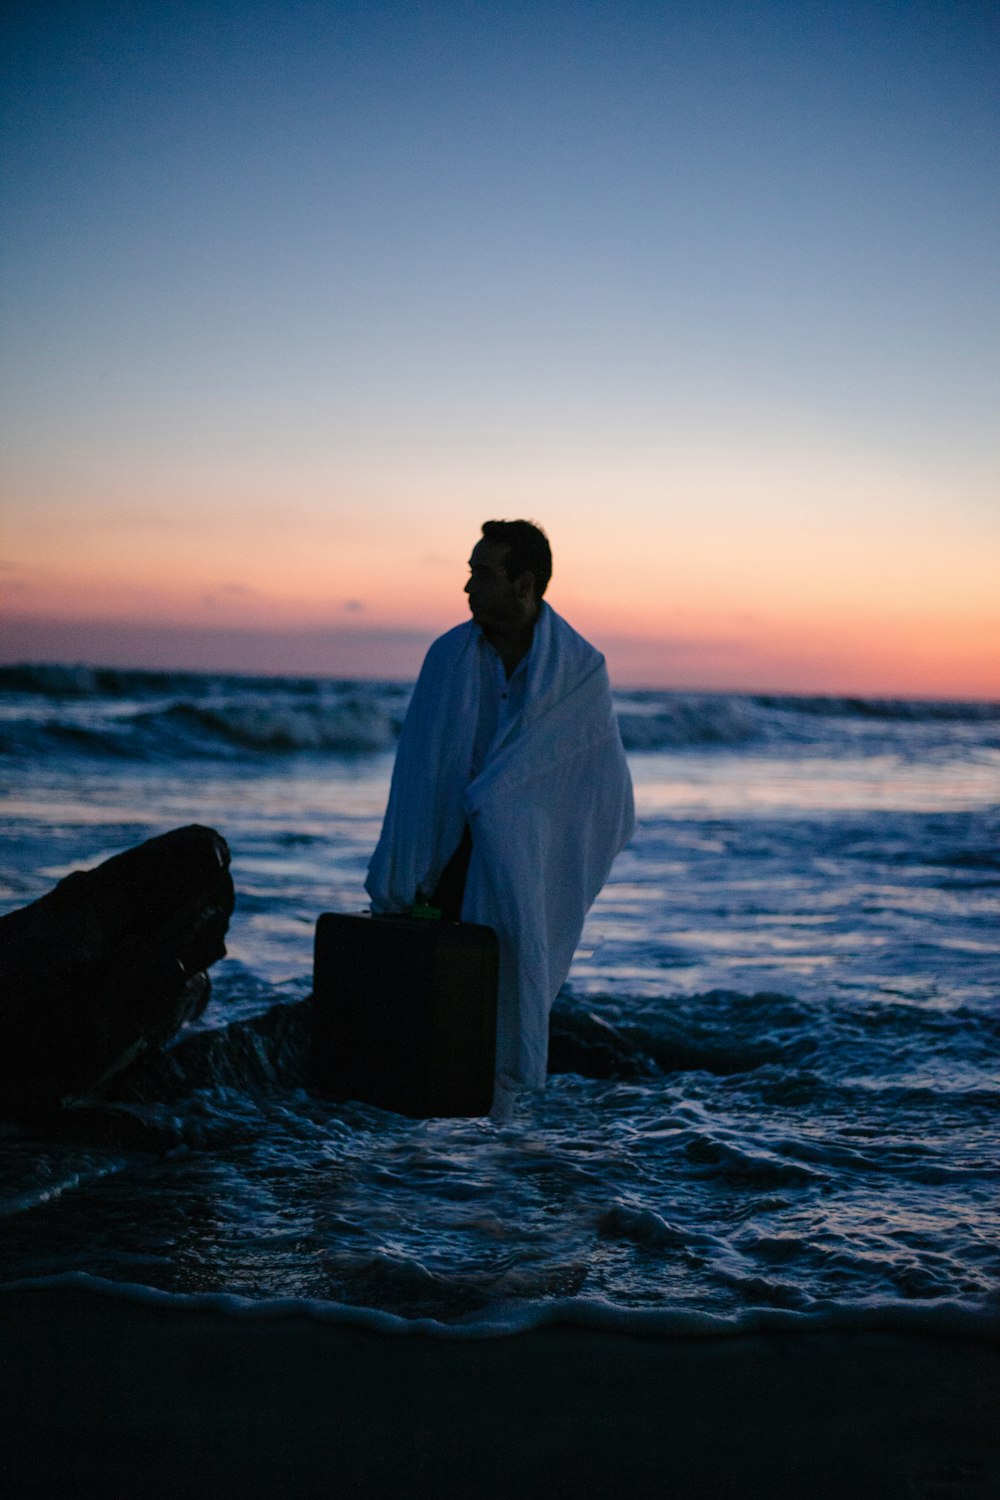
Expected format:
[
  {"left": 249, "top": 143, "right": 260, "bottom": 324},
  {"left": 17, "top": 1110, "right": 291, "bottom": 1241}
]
[{"left": 311, "top": 912, "right": 498, "bottom": 1118}]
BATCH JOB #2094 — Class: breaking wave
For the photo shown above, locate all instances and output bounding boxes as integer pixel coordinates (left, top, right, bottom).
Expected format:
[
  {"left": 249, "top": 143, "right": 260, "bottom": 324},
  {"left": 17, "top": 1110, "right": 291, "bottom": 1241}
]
[{"left": 1, "top": 663, "right": 996, "bottom": 762}]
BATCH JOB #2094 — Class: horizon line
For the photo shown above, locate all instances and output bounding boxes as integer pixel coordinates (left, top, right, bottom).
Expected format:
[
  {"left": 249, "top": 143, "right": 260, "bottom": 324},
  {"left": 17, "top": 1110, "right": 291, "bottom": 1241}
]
[{"left": 1, "top": 616, "right": 998, "bottom": 705}]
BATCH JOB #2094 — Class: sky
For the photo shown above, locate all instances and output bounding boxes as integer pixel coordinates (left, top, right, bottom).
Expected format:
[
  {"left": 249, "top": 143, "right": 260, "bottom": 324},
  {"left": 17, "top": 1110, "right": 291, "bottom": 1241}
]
[{"left": 1, "top": 0, "right": 998, "bottom": 694}]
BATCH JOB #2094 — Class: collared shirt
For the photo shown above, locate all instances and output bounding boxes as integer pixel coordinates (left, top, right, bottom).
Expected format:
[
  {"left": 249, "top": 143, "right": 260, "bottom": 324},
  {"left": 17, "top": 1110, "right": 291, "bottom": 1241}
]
[{"left": 469, "top": 627, "right": 534, "bottom": 780}]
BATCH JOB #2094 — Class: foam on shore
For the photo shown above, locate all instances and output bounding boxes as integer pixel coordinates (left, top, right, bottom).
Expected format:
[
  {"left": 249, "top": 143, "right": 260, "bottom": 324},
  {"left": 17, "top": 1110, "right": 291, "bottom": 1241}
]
[{"left": 4, "top": 1270, "right": 999, "bottom": 1342}]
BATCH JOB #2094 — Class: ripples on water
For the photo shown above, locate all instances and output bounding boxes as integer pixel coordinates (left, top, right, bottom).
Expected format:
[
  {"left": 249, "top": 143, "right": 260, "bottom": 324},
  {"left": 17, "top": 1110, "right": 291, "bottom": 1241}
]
[{"left": 0, "top": 673, "right": 997, "bottom": 1329}]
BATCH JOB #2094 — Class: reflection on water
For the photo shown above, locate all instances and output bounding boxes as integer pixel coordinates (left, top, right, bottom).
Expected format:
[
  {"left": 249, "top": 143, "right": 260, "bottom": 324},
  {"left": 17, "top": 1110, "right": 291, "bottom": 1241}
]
[{"left": 1, "top": 688, "right": 998, "bottom": 1325}]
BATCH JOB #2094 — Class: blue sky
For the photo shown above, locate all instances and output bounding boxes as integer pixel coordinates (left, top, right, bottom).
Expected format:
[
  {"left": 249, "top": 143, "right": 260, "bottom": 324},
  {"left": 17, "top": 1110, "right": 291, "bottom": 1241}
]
[{"left": 2, "top": 1, "right": 998, "bottom": 691}]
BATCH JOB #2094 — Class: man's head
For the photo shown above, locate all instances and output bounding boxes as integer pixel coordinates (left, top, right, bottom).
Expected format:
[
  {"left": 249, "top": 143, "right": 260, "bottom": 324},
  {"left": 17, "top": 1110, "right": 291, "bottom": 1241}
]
[{"left": 464, "top": 520, "right": 551, "bottom": 634}]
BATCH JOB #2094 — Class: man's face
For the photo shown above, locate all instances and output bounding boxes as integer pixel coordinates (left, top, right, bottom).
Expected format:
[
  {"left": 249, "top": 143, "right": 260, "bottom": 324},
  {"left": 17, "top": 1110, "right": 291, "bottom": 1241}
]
[{"left": 465, "top": 539, "right": 522, "bottom": 629}]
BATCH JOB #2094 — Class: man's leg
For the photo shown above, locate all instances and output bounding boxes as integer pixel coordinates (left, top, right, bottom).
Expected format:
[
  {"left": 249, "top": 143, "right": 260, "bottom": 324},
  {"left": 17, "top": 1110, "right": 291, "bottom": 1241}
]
[{"left": 430, "top": 826, "right": 473, "bottom": 920}]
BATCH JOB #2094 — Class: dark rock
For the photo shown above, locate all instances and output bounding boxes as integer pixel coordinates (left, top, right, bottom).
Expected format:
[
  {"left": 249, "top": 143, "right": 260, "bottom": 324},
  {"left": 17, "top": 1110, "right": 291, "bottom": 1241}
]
[
  {"left": 547, "top": 999, "right": 654, "bottom": 1080},
  {"left": 110, "top": 997, "right": 313, "bottom": 1105},
  {"left": 0, "top": 825, "right": 234, "bottom": 1118},
  {"left": 53, "top": 1102, "right": 185, "bottom": 1154}
]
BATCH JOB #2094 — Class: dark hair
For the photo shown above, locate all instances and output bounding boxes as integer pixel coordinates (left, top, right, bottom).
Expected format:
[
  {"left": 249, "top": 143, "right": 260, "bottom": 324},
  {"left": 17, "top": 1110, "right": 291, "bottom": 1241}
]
[{"left": 481, "top": 519, "right": 552, "bottom": 598}]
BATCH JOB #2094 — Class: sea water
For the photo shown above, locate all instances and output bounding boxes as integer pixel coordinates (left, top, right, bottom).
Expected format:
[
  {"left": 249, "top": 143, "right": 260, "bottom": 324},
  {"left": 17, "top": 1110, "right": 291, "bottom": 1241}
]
[{"left": 1, "top": 664, "right": 998, "bottom": 1337}]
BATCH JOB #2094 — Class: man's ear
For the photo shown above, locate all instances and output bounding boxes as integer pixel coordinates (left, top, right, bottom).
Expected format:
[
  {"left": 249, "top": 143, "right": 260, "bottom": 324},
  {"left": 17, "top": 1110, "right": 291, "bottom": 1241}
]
[{"left": 515, "top": 570, "right": 536, "bottom": 602}]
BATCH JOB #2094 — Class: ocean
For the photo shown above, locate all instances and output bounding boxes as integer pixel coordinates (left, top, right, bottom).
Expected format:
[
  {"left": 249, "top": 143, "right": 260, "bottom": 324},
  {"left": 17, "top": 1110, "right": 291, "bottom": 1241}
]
[{"left": 1, "top": 662, "right": 998, "bottom": 1340}]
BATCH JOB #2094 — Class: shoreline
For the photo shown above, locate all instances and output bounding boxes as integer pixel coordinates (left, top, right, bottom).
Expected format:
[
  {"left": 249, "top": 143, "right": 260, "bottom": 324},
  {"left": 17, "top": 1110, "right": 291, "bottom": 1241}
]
[{"left": 3, "top": 1283, "right": 997, "bottom": 1499}]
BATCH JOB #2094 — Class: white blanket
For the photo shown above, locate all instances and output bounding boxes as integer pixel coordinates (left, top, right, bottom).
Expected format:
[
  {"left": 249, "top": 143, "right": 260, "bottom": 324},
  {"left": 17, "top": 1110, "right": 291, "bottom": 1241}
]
[{"left": 366, "top": 603, "right": 635, "bottom": 1095}]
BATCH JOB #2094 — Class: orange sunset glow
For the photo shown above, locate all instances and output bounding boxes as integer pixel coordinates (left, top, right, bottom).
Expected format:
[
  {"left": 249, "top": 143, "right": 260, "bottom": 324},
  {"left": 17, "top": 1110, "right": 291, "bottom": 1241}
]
[
  {"left": 1, "top": 1, "right": 997, "bottom": 702},
  {"left": 4, "top": 461, "right": 998, "bottom": 695}
]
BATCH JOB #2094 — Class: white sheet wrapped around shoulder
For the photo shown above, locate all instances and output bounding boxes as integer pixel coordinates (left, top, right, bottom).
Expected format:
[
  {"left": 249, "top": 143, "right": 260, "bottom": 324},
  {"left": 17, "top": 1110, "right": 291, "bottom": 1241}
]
[{"left": 366, "top": 604, "right": 634, "bottom": 1093}]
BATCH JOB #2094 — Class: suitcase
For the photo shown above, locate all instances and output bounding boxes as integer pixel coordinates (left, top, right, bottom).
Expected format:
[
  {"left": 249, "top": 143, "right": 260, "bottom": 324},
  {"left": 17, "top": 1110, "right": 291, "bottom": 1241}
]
[{"left": 311, "top": 912, "right": 498, "bottom": 1118}]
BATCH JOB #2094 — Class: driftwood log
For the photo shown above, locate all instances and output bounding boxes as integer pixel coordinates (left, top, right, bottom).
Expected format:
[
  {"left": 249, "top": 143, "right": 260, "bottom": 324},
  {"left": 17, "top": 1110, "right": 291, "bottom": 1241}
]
[{"left": 0, "top": 825, "right": 234, "bottom": 1119}]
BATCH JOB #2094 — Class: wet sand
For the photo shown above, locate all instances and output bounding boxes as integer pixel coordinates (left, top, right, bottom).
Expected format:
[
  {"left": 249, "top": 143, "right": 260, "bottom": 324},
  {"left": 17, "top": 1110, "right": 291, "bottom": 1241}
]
[{"left": 2, "top": 1283, "right": 998, "bottom": 1498}]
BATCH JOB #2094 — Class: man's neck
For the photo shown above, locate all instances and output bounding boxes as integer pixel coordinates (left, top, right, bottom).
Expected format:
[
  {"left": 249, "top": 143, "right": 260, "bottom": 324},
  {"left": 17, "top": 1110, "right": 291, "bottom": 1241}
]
[{"left": 482, "top": 606, "right": 539, "bottom": 680}]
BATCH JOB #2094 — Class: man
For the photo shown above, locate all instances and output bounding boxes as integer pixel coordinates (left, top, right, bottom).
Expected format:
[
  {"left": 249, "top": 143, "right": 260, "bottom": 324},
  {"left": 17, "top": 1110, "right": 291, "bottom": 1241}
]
[{"left": 366, "top": 520, "right": 634, "bottom": 1107}]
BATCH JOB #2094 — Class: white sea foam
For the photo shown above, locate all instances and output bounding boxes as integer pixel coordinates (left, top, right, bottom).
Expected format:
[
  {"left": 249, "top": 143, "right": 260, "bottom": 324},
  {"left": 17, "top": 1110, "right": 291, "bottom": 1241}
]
[
  {"left": 3, "top": 1272, "right": 998, "bottom": 1344},
  {"left": 178, "top": 698, "right": 401, "bottom": 752},
  {"left": 1, "top": 665, "right": 995, "bottom": 762},
  {"left": 1, "top": 667, "right": 998, "bottom": 1332}
]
